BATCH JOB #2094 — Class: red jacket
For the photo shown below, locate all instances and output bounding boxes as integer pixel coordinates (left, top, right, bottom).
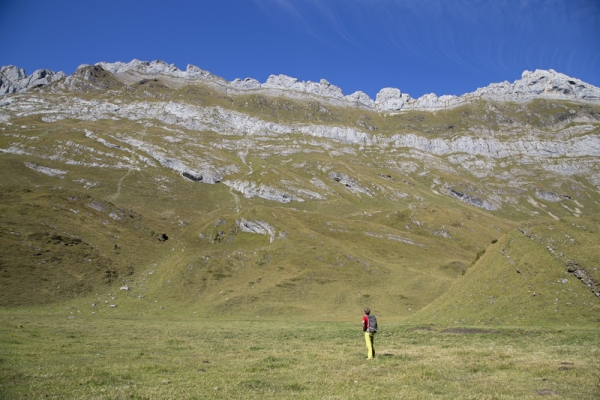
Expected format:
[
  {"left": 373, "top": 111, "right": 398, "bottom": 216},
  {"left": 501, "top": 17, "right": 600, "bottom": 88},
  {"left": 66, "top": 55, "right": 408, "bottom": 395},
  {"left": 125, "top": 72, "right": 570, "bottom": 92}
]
[{"left": 362, "top": 315, "right": 369, "bottom": 331}]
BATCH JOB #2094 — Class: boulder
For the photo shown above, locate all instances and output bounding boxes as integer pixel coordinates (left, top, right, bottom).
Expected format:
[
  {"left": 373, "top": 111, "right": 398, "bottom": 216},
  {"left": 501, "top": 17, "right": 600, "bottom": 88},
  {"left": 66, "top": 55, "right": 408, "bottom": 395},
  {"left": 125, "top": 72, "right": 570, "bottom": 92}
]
[
  {"left": 345, "top": 91, "right": 375, "bottom": 108},
  {"left": 375, "top": 88, "right": 412, "bottom": 111}
]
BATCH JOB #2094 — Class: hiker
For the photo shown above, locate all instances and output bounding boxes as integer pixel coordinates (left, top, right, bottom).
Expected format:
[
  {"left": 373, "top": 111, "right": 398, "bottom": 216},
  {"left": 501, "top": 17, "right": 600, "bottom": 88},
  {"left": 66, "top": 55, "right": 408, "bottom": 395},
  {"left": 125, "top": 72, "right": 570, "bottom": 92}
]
[{"left": 362, "top": 307, "right": 378, "bottom": 359}]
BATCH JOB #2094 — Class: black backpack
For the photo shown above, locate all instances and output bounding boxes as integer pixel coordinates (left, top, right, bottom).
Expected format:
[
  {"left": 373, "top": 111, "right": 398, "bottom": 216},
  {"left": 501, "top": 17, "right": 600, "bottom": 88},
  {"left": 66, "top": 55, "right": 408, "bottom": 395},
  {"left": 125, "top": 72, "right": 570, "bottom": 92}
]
[{"left": 367, "top": 315, "right": 378, "bottom": 332}]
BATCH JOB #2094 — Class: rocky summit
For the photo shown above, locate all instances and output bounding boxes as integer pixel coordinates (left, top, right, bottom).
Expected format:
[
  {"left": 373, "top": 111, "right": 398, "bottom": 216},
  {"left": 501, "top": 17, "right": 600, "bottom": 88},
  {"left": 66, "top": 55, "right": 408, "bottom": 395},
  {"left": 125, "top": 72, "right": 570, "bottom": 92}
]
[{"left": 0, "top": 60, "right": 599, "bottom": 324}]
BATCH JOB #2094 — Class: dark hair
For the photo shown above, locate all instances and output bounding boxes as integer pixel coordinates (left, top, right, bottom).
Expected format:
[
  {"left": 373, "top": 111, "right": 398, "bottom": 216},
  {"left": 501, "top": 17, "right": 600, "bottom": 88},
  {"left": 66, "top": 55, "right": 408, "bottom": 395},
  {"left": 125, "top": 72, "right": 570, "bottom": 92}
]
[{"left": 364, "top": 307, "right": 370, "bottom": 315}]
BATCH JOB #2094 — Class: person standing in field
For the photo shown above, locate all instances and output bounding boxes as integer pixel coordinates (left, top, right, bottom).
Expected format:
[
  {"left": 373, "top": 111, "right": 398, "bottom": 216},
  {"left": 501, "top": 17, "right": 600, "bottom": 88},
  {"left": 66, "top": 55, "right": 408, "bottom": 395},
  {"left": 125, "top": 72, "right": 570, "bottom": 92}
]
[{"left": 362, "top": 307, "right": 378, "bottom": 359}]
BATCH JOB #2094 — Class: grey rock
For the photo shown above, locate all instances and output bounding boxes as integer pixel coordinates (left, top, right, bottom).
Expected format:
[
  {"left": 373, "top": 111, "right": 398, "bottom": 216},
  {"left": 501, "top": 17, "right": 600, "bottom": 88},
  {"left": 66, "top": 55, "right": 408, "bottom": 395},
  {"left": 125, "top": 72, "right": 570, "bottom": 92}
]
[
  {"left": 566, "top": 261, "right": 600, "bottom": 298},
  {"left": 1, "top": 65, "right": 26, "bottom": 84},
  {"left": 24, "top": 162, "right": 67, "bottom": 178},
  {"left": 86, "top": 202, "right": 106, "bottom": 213},
  {"left": 466, "top": 69, "right": 600, "bottom": 105},
  {"left": 251, "top": 67, "right": 600, "bottom": 111},
  {"left": 1, "top": 65, "right": 65, "bottom": 95},
  {"left": 2, "top": 59, "right": 600, "bottom": 215},
  {"left": 534, "top": 189, "right": 564, "bottom": 202},
  {"left": 329, "top": 172, "right": 373, "bottom": 196},
  {"left": 412, "top": 93, "right": 460, "bottom": 110},
  {"left": 119, "top": 138, "right": 222, "bottom": 184},
  {"left": 96, "top": 59, "right": 221, "bottom": 84},
  {"left": 496, "top": 69, "right": 600, "bottom": 101},
  {"left": 223, "top": 179, "right": 300, "bottom": 203},
  {"left": 238, "top": 218, "right": 276, "bottom": 243},
  {"left": 182, "top": 170, "right": 221, "bottom": 184},
  {"left": 264, "top": 75, "right": 313, "bottom": 92},
  {"left": 432, "top": 229, "right": 452, "bottom": 239},
  {"left": 261, "top": 74, "right": 345, "bottom": 100},
  {"left": 443, "top": 185, "right": 500, "bottom": 211},
  {"left": 345, "top": 91, "right": 375, "bottom": 108},
  {"left": 7, "top": 59, "right": 599, "bottom": 112},
  {"left": 230, "top": 77, "right": 261, "bottom": 90},
  {"left": 184, "top": 64, "right": 218, "bottom": 80},
  {"left": 375, "top": 69, "right": 600, "bottom": 112},
  {"left": 375, "top": 88, "right": 411, "bottom": 111}
]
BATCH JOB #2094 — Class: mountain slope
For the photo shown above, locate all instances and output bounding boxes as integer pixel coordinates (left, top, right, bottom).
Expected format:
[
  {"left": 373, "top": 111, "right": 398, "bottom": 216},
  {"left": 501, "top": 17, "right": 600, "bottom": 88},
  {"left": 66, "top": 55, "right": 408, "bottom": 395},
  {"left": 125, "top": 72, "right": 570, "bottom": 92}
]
[
  {"left": 410, "top": 220, "right": 600, "bottom": 326},
  {"left": 0, "top": 60, "right": 599, "bottom": 324}
]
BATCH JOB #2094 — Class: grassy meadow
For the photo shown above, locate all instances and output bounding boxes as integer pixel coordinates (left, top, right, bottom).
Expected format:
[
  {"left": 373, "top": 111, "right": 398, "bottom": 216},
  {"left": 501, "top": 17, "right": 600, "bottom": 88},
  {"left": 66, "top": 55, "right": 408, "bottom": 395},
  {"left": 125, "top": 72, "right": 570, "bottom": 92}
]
[
  {"left": 2, "top": 68, "right": 600, "bottom": 398},
  {"left": 0, "top": 308, "right": 599, "bottom": 399}
]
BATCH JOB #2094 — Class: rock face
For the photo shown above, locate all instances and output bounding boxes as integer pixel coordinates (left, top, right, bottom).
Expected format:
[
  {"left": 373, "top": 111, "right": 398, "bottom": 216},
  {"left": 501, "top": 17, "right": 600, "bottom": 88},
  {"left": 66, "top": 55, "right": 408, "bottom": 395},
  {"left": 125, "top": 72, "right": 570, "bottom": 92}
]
[
  {"left": 238, "top": 219, "right": 276, "bottom": 243},
  {"left": 1, "top": 59, "right": 600, "bottom": 212},
  {"left": 329, "top": 172, "right": 373, "bottom": 196},
  {"left": 372, "top": 69, "right": 600, "bottom": 112},
  {"left": 0, "top": 65, "right": 65, "bottom": 94},
  {"left": 4, "top": 60, "right": 598, "bottom": 112},
  {"left": 96, "top": 59, "right": 220, "bottom": 82},
  {"left": 475, "top": 69, "right": 600, "bottom": 102}
]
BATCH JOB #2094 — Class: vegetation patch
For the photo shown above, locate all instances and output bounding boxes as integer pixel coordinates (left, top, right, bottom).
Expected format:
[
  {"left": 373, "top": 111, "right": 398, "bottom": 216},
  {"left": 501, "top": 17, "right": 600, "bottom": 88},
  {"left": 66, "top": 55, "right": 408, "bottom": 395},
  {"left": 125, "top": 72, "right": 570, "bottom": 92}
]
[{"left": 0, "top": 313, "right": 598, "bottom": 399}]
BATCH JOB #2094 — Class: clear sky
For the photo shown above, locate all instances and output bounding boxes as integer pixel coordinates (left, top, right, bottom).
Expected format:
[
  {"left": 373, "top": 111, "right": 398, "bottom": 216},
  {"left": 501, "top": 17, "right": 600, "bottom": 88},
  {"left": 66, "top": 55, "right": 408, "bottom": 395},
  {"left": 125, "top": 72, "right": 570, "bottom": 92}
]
[{"left": 1, "top": 0, "right": 599, "bottom": 99}]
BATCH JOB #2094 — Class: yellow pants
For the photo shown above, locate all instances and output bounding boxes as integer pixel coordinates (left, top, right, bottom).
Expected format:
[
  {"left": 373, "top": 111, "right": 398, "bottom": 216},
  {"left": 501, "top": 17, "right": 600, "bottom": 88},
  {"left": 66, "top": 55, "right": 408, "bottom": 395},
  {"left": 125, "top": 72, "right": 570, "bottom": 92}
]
[{"left": 365, "top": 332, "right": 375, "bottom": 359}]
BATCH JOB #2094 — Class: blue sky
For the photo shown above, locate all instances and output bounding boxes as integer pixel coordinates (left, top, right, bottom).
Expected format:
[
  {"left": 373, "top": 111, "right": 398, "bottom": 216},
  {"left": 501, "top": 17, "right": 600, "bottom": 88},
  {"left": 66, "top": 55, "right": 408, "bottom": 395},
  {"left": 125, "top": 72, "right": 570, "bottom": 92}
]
[{"left": 1, "top": 0, "right": 598, "bottom": 99}]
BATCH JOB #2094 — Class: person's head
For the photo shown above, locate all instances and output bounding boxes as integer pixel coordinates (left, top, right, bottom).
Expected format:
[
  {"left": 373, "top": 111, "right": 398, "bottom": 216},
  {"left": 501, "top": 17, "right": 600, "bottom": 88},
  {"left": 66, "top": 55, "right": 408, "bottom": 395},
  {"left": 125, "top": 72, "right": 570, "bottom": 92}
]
[{"left": 364, "top": 307, "right": 370, "bottom": 315}]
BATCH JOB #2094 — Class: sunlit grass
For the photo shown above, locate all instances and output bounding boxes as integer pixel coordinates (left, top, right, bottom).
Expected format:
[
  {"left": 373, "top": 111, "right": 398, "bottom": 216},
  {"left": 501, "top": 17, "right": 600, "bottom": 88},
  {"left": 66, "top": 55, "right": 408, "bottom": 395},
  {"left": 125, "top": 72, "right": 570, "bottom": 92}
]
[{"left": 1, "top": 310, "right": 598, "bottom": 399}]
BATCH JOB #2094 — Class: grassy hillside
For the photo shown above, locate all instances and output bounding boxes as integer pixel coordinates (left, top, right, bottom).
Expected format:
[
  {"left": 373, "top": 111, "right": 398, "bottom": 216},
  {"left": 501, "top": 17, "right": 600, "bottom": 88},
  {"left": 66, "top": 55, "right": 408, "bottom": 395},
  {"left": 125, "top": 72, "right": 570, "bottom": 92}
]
[
  {"left": 1, "top": 67, "right": 599, "bottom": 326},
  {"left": 0, "top": 152, "right": 511, "bottom": 319},
  {"left": 411, "top": 219, "right": 600, "bottom": 326}
]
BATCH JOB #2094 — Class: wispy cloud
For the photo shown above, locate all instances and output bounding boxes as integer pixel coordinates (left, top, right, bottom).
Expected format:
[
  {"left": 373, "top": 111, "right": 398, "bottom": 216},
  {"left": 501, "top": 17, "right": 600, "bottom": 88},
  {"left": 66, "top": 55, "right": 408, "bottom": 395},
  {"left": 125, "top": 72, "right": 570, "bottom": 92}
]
[
  {"left": 252, "top": 0, "right": 352, "bottom": 51},
  {"left": 253, "top": 0, "right": 312, "bottom": 33},
  {"left": 253, "top": 0, "right": 600, "bottom": 79}
]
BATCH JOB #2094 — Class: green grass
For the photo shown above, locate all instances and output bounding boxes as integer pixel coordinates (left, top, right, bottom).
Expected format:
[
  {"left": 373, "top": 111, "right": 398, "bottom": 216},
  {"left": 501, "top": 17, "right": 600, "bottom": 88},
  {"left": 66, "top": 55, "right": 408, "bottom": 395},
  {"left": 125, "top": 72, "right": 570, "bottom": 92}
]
[
  {"left": 0, "top": 310, "right": 598, "bottom": 399},
  {"left": 1, "top": 67, "right": 600, "bottom": 398},
  {"left": 1, "top": 68, "right": 599, "bottom": 324},
  {"left": 0, "top": 144, "right": 516, "bottom": 319},
  {"left": 412, "top": 219, "right": 600, "bottom": 327}
]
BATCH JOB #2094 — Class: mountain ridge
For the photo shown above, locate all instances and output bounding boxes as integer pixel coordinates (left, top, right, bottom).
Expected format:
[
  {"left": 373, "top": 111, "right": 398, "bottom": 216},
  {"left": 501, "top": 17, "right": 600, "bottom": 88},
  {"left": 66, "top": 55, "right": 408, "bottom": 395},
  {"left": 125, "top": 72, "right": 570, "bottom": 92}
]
[
  {"left": 0, "top": 59, "right": 599, "bottom": 323},
  {"left": 2, "top": 62, "right": 599, "bottom": 210},
  {"left": 2, "top": 59, "right": 600, "bottom": 112}
]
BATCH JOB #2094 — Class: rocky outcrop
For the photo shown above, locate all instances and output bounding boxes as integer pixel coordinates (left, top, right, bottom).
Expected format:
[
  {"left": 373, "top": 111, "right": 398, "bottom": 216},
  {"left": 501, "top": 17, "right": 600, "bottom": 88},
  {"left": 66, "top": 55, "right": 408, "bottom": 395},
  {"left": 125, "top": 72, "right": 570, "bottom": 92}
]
[
  {"left": 567, "top": 261, "right": 600, "bottom": 298},
  {"left": 1, "top": 59, "right": 599, "bottom": 212},
  {"left": 90, "top": 60, "right": 600, "bottom": 111},
  {"left": 375, "top": 88, "right": 413, "bottom": 111},
  {"left": 263, "top": 75, "right": 345, "bottom": 99},
  {"left": 534, "top": 189, "right": 569, "bottom": 202},
  {"left": 0, "top": 65, "right": 65, "bottom": 94},
  {"left": 230, "top": 77, "right": 261, "bottom": 90},
  {"left": 442, "top": 185, "right": 500, "bottom": 211},
  {"left": 96, "top": 59, "right": 220, "bottom": 82},
  {"left": 4, "top": 59, "right": 599, "bottom": 113},
  {"left": 473, "top": 69, "right": 600, "bottom": 102},
  {"left": 2, "top": 93, "right": 599, "bottom": 160},
  {"left": 373, "top": 69, "right": 600, "bottom": 112},
  {"left": 329, "top": 172, "right": 373, "bottom": 196},
  {"left": 223, "top": 180, "right": 301, "bottom": 203},
  {"left": 61, "top": 65, "right": 125, "bottom": 92},
  {"left": 24, "top": 162, "right": 67, "bottom": 178},
  {"left": 51, "top": 97, "right": 600, "bottom": 158},
  {"left": 115, "top": 137, "right": 222, "bottom": 184},
  {"left": 345, "top": 91, "right": 375, "bottom": 108},
  {"left": 238, "top": 219, "right": 276, "bottom": 243}
]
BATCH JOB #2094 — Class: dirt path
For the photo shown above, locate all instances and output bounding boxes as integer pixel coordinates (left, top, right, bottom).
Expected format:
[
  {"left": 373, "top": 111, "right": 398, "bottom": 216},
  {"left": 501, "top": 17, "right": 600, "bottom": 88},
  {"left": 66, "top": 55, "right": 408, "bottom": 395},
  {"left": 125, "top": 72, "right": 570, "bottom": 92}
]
[
  {"left": 109, "top": 168, "right": 133, "bottom": 202},
  {"left": 230, "top": 185, "right": 241, "bottom": 213}
]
